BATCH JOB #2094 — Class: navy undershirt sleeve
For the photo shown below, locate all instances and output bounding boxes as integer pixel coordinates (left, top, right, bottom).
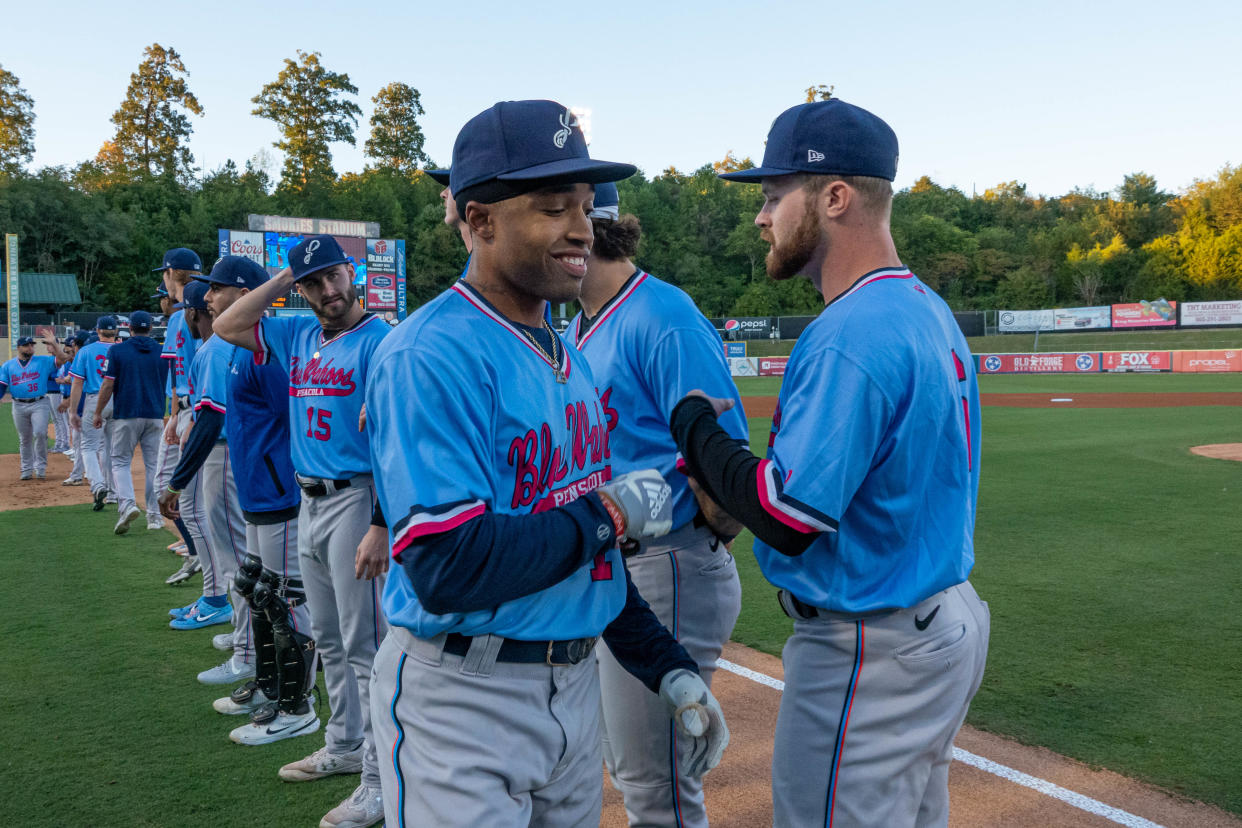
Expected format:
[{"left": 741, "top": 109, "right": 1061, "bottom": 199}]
[
  {"left": 601, "top": 567, "right": 699, "bottom": 692},
  {"left": 169, "top": 409, "right": 224, "bottom": 492},
  {"left": 399, "top": 493, "right": 617, "bottom": 616},
  {"left": 670, "top": 395, "right": 819, "bottom": 556}
]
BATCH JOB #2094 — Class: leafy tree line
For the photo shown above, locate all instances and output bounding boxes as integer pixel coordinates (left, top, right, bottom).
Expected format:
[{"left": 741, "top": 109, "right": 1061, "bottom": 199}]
[{"left": 0, "top": 48, "right": 1239, "bottom": 316}]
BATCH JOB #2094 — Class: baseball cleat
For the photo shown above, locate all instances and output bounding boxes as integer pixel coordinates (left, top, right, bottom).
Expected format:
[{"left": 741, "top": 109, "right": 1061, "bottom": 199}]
[
  {"left": 169, "top": 598, "right": 200, "bottom": 618},
  {"left": 62, "top": 477, "right": 84, "bottom": 486},
  {"left": 34, "top": 470, "right": 46, "bottom": 480},
  {"left": 197, "top": 654, "right": 256, "bottom": 685},
  {"left": 92, "top": 489, "right": 107, "bottom": 511},
  {"left": 114, "top": 507, "right": 141, "bottom": 535},
  {"left": 166, "top": 556, "right": 201, "bottom": 585},
  {"left": 170, "top": 601, "right": 232, "bottom": 630},
  {"left": 212, "top": 680, "right": 273, "bottom": 715},
  {"left": 20, "top": 472, "right": 32, "bottom": 481},
  {"left": 167, "top": 541, "right": 187, "bottom": 554},
  {"left": 319, "top": 783, "right": 384, "bottom": 828},
  {"left": 278, "top": 745, "right": 364, "bottom": 782},
  {"left": 104, "top": 493, "right": 118, "bottom": 504},
  {"left": 147, "top": 518, "right": 164, "bottom": 530},
  {"left": 230, "top": 709, "right": 321, "bottom": 746},
  {"left": 212, "top": 631, "right": 235, "bottom": 652}
]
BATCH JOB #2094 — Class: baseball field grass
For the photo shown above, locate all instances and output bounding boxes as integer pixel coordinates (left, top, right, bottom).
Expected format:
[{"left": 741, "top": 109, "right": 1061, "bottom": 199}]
[{"left": 1, "top": 373, "right": 1240, "bottom": 821}]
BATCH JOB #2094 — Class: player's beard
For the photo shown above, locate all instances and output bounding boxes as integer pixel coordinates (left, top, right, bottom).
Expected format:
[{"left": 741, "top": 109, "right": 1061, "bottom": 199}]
[
  {"left": 314, "top": 282, "right": 358, "bottom": 326},
  {"left": 765, "top": 202, "right": 824, "bottom": 282}
]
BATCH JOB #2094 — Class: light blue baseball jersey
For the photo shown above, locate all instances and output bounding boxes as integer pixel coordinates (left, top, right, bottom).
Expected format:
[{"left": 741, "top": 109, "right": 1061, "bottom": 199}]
[
  {"left": 69, "top": 341, "right": 115, "bottom": 394},
  {"left": 755, "top": 268, "right": 981, "bottom": 613},
  {"left": 161, "top": 310, "right": 197, "bottom": 397},
  {"left": 367, "top": 280, "right": 625, "bottom": 641},
  {"left": 570, "top": 270, "right": 749, "bottom": 530},
  {"left": 189, "top": 334, "right": 236, "bottom": 439},
  {"left": 55, "top": 361, "right": 73, "bottom": 389},
  {"left": 0, "top": 355, "right": 57, "bottom": 399},
  {"left": 255, "top": 313, "right": 389, "bottom": 479}
]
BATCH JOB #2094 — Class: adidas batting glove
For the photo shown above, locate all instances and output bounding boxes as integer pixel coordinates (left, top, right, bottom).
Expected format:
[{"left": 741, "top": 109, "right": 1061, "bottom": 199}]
[
  {"left": 596, "top": 469, "right": 673, "bottom": 540},
  {"left": 658, "top": 667, "right": 729, "bottom": 777}
]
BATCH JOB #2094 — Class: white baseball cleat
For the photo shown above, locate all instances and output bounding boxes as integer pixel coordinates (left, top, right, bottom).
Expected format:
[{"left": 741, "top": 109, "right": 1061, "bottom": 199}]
[
  {"left": 213, "top": 681, "right": 273, "bottom": 715},
  {"left": 165, "top": 556, "right": 201, "bottom": 585},
  {"left": 114, "top": 507, "right": 141, "bottom": 535},
  {"left": 197, "top": 655, "right": 256, "bottom": 686},
  {"left": 319, "top": 783, "right": 384, "bottom": 828},
  {"left": 212, "top": 631, "right": 235, "bottom": 652},
  {"left": 278, "top": 745, "right": 364, "bottom": 782},
  {"left": 230, "top": 709, "right": 320, "bottom": 746}
]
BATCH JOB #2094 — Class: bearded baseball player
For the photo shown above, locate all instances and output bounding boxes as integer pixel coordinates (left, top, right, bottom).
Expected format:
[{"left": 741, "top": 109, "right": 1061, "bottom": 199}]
[
  {"left": 67, "top": 317, "right": 119, "bottom": 507},
  {"left": 214, "top": 236, "right": 391, "bottom": 828},
  {"left": 363, "top": 99, "right": 728, "bottom": 828},
  {"left": 156, "top": 249, "right": 204, "bottom": 587},
  {"left": 0, "top": 336, "right": 58, "bottom": 480},
  {"left": 572, "top": 180, "right": 748, "bottom": 828},
  {"left": 159, "top": 280, "right": 255, "bottom": 687},
  {"left": 669, "top": 99, "right": 990, "bottom": 828}
]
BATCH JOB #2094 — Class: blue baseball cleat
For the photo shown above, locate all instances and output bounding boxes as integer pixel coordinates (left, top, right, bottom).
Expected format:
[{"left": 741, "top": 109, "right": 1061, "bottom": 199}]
[
  {"left": 169, "top": 601, "right": 233, "bottom": 630},
  {"left": 169, "top": 598, "right": 201, "bottom": 619}
]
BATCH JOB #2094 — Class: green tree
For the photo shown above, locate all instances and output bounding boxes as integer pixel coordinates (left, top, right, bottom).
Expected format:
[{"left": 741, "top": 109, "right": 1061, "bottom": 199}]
[
  {"left": 99, "top": 44, "right": 203, "bottom": 183},
  {"left": 364, "top": 82, "right": 428, "bottom": 173},
  {"left": 0, "top": 64, "right": 35, "bottom": 174},
  {"left": 252, "top": 51, "right": 361, "bottom": 202}
]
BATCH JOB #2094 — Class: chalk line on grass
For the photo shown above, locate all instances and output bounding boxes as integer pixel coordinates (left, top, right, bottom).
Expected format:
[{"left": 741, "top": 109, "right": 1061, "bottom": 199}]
[{"left": 715, "top": 657, "right": 1164, "bottom": 828}]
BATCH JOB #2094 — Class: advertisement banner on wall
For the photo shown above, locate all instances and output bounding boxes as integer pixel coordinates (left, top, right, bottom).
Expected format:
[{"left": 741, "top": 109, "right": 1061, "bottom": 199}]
[
  {"left": 1100, "top": 351, "right": 1171, "bottom": 372},
  {"left": 997, "top": 309, "right": 1055, "bottom": 332},
  {"left": 758, "top": 356, "right": 789, "bottom": 376},
  {"left": 977, "top": 353, "right": 1100, "bottom": 374},
  {"left": 722, "top": 317, "right": 775, "bottom": 340},
  {"left": 728, "top": 357, "right": 758, "bottom": 377},
  {"left": 365, "top": 239, "right": 398, "bottom": 311},
  {"left": 1172, "top": 350, "right": 1242, "bottom": 373},
  {"left": 724, "top": 342, "right": 747, "bottom": 359},
  {"left": 1179, "top": 300, "right": 1242, "bottom": 327},
  {"left": 1053, "top": 306, "right": 1112, "bottom": 330},
  {"left": 1111, "top": 300, "right": 1177, "bottom": 328},
  {"left": 395, "top": 239, "right": 407, "bottom": 320},
  {"left": 226, "top": 231, "right": 265, "bottom": 266},
  {"left": 217, "top": 229, "right": 229, "bottom": 262}
]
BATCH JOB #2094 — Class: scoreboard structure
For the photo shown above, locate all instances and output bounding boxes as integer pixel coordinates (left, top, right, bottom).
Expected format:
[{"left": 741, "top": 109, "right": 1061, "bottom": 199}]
[{"left": 218, "top": 214, "right": 407, "bottom": 320}]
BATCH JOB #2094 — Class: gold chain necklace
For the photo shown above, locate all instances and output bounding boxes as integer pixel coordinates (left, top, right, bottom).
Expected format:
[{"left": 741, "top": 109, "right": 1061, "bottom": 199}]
[{"left": 522, "top": 320, "right": 567, "bottom": 383}]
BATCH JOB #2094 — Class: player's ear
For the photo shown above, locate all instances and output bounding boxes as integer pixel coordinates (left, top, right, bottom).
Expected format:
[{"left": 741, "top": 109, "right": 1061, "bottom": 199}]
[
  {"left": 821, "top": 180, "right": 853, "bottom": 221},
  {"left": 465, "top": 201, "right": 495, "bottom": 241}
]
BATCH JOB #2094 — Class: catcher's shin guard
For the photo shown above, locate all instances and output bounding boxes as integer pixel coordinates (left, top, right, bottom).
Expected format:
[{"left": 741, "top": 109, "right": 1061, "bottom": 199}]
[
  {"left": 233, "top": 554, "right": 263, "bottom": 599},
  {"left": 249, "top": 603, "right": 279, "bottom": 700},
  {"left": 253, "top": 572, "right": 316, "bottom": 714}
]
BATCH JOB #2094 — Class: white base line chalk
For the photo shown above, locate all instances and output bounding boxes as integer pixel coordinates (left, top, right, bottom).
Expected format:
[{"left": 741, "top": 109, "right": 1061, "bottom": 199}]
[{"left": 715, "top": 658, "right": 1164, "bottom": 828}]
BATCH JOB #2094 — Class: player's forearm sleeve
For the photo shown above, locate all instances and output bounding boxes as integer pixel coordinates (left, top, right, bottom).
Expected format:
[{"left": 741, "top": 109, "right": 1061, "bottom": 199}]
[
  {"left": 371, "top": 501, "right": 387, "bottom": 529},
  {"left": 670, "top": 396, "right": 818, "bottom": 556},
  {"left": 169, "top": 409, "right": 223, "bottom": 491},
  {"left": 399, "top": 494, "right": 617, "bottom": 615},
  {"left": 601, "top": 567, "right": 699, "bottom": 693}
]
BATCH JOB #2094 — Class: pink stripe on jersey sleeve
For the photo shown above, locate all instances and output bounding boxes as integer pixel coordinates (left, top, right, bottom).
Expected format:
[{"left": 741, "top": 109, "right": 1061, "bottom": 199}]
[
  {"left": 391, "top": 502, "right": 487, "bottom": 558},
  {"left": 755, "top": 460, "right": 822, "bottom": 534}
]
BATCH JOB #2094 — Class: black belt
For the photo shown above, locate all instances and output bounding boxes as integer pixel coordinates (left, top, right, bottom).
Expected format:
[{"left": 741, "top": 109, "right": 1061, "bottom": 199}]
[
  {"left": 443, "top": 632, "right": 598, "bottom": 666},
  {"left": 15, "top": 395, "right": 46, "bottom": 403},
  {"left": 778, "top": 590, "right": 824, "bottom": 620},
  {"left": 295, "top": 475, "right": 353, "bottom": 498}
]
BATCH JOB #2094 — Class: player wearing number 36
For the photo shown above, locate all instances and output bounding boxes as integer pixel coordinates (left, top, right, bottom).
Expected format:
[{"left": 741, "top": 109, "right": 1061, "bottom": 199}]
[{"left": 669, "top": 100, "right": 991, "bottom": 828}]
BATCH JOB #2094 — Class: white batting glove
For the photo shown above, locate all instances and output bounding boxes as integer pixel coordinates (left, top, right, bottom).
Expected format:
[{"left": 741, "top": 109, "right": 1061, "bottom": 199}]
[
  {"left": 596, "top": 469, "right": 673, "bottom": 540},
  {"left": 658, "top": 667, "right": 729, "bottom": 777}
]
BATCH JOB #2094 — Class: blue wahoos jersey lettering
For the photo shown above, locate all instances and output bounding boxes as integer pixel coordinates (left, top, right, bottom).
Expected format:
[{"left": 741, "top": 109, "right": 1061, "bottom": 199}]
[
  {"left": 69, "top": 341, "right": 115, "bottom": 394},
  {"left": 256, "top": 313, "right": 389, "bottom": 479},
  {"left": 161, "top": 310, "right": 197, "bottom": 397},
  {"left": 570, "top": 271, "right": 748, "bottom": 530},
  {"left": 754, "top": 269, "right": 982, "bottom": 613},
  {"left": 189, "top": 334, "right": 237, "bottom": 439},
  {"left": 367, "top": 280, "right": 624, "bottom": 641},
  {"left": 0, "top": 355, "right": 57, "bottom": 399}
]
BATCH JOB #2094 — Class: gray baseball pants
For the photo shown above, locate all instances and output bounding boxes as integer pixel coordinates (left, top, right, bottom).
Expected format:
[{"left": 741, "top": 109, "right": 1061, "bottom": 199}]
[
  {"left": 109, "top": 417, "right": 162, "bottom": 523},
  {"left": 155, "top": 408, "right": 187, "bottom": 494},
  {"left": 68, "top": 421, "right": 85, "bottom": 480},
  {"left": 200, "top": 442, "right": 253, "bottom": 664},
  {"left": 81, "top": 393, "right": 114, "bottom": 495},
  {"left": 245, "top": 519, "right": 312, "bottom": 635},
  {"left": 47, "top": 392, "right": 69, "bottom": 451},
  {"left": 372, "top": 625, "right": 604, "bottom": 827},
  {"left": 598, "top": 524, "right": 742, "bottom": 828},
  {"left": 298, "top": 477, "right": 386, "bottom": 788},
  {"left": 772, "top": 580, "right": 990, "bottom": 828},
  {"left": 11, "top": 397, "right": 51, "bottom": 476}
]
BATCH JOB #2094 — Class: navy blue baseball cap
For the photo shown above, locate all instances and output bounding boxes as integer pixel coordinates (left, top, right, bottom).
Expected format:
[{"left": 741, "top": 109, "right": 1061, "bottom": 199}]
[
  {"left": 719, "top": 100, "right": 899, "bottom": 183},
  {"left": 96, "top": 315, "right": 119, "bottom": 331},
  {"left": 449, "top": 100, "right": 636, "bottom": 197},
  {"left": 426, "top": 168, "right": 451, "bottom": 186},
  {"left": 589, "top": 181, "right": 620, "bottom": 221},
  {"left": 175, "top": 280, "right": 210, "bottom": 311},
  {"left": 287, "top": 235, "right": 351, "bottom": 282},
  {"left": 16, "top": 336, "right": 35, "bottom": 347},
  {"left": 152, "top": 247, "right": 203, "bottom": 273},
  {"left": 150, "top": 284, "right": 169, "bottom": 300},
  {"left": 72, "top": 331, "right": 92, "bottom": 346},
  {"left": 129, "top": 310, "right": 154, "bottom": 329},
  {"left": 196, "top": 255, "right": 270, "bottom": 291}
]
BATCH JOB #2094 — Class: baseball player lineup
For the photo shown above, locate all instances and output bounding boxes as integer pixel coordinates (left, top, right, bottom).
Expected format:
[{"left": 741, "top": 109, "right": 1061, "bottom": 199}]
[{"left": 5, "top": 97, "right": 989, "bottom": 828}]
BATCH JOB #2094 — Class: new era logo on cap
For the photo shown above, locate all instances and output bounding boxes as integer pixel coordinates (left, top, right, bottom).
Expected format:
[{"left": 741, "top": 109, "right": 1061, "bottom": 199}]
[{"left": 808, "top": 149, "right": 825, "bottom": 163}]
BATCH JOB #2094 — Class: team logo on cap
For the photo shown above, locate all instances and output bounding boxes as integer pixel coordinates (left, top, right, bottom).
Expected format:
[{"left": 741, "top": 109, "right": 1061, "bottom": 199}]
[
  {"left": 808, "top": 149, "right": 825, "bottom": 163},
  {"left": 553, "top": 110, "right": 578, "bottom": 149},
  {"left": 304, "top": 239, "right": 320, "bottom": 265}
]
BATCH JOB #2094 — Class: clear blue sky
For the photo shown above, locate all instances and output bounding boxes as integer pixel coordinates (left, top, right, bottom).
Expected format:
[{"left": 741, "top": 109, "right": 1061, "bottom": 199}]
[{"left": 7, "top": 0, "right": 1240, "bottom": 197}]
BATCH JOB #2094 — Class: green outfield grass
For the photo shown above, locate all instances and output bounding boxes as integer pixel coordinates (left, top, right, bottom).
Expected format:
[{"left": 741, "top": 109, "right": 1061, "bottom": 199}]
[
  {"left": 0, "top": 400, "right": 61, "bottom": 455},
  {"left": 728, "top": 390, "right": 1242, "bottom": 814},
  {"left": 736, "top": 370, "right": 1242, "bottom": 398}
]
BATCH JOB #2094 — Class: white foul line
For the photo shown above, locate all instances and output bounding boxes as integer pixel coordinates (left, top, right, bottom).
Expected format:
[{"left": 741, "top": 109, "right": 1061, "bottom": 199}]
[{"left": 715, "top": 658, "right": 1165, "bottom": 828}]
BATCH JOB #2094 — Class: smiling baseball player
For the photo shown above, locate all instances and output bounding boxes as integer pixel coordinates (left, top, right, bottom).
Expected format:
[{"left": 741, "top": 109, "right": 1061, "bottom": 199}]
[
  {"left": 671, "top": 99, "right": 990, "bottom": 828},
  {"left": 363, "top": 99, "right": 729, "bottom": 828},
  {"left": 213, "top": 236, "right": 391, "bottom": 828},
  {"left": 572, "top": 181, "right": 748, "bottom": 828}
]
